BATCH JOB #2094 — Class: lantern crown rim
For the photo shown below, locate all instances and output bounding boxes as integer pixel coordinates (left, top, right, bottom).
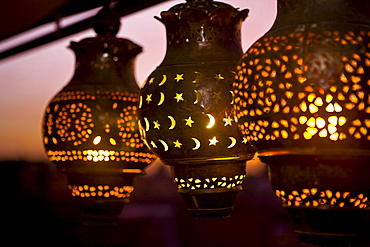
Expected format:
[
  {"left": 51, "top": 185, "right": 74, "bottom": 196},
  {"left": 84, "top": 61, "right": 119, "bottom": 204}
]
[{"left": 155, "top": 2, "right": 249, "bottom": 26}]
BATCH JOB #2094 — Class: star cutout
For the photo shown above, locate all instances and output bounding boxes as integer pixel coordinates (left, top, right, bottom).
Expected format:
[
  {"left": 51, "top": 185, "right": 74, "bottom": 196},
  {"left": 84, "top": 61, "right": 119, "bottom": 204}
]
[
  {"left": 174, "top": 93, "right": 184, "bottom": 102},
  {"left": 212, "top": 92, "right": 222, "bottom": 102},
  {"left": 153, "top": 120, "right": 160, "bottom": 129},
  {"left": 174, "top": 74, "right": 184, "bottom": 82},
  {"left": 209, "top": 136, "right": 219, "bottom": 146},
  {"left": 148, "top": 77, "right": 155, "bottom": 84},
  {"left": 185, "top": 117, "right": 195, "bottom": 127},
  {"left": 242, "top": 137, "right": 248, "bottom": 144},
  {"left": 215, "top": 74, "right": 224, "bottom": 81},
  {"left": 146, "top": 94, "right": 152, "bottom": 103},
  {"left": 151, "top": 140, "right": 157, "bottom": 148},
  {"left": 223, "top": 115, "right": 233, "bottom": 126},
  {"left": 173, "top": 140, "right": 182, "bottom": 148}
]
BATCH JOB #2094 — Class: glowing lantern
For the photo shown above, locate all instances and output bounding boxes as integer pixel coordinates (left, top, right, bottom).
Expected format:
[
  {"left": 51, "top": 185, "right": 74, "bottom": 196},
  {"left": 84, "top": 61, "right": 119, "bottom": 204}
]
[
  {"left": 233, "top": 0, "right": 370, "bottom": 245},
  {"left": 138, "top": 0, "right": 255, "bottom": 218},
  {"left": 42, "top": 7, "right": 156, "bottom": 224}
]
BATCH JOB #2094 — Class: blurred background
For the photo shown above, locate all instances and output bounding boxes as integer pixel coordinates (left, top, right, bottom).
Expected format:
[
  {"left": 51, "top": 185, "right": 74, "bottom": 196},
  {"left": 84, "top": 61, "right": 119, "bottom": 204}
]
[{"left": 0, "top": 0, "right": 301, "bottom": 246}]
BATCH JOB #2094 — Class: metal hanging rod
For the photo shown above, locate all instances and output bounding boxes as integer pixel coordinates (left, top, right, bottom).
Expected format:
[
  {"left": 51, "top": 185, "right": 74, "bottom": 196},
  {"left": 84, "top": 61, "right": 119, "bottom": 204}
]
[{"left": 0, "top": 0, "right": 166, "bottom": 60}]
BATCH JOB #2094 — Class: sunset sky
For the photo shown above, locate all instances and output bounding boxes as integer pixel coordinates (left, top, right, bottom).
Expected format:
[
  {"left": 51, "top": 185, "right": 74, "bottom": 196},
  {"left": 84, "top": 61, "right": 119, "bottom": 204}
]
[{"left": 0, "top": 0, "right": 276, "bottom": 162}]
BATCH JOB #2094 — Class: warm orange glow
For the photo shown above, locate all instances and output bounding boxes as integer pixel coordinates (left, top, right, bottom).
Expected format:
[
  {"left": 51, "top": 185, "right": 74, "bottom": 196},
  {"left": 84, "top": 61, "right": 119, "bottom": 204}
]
[
  {"left": 206, "top": 114, "right": 216, "bottom": 128},
  {"left": 318, "top": 129, "right": 328, "bottom": 137},
  {"left": 122, "top": 169, "right": 143, "bottom": 174},
  {"left": 209, "top": 136, "right": 219, "bottom": 146},
  {"left": 307, "top": 127, "right": 318, "bottom": 135},
  {"left": 159, "top": 74, "right": 167, "bottom": 86},
  {"left": 168, "top": 116, "right": 176, "bottom": 129},
  {"left": 307, "top": 117, "right": 316, "bottom": 127},
  {"left": 328, "top": 124, "right": 337, "bottom": 134},
  {"left": 326, "top": 103, "right": 335, "bottom": 112},
  {"left": 330, "top": 133, "right": 339, "bottom": 141},
  {"left": 316, "top": 117, "right": 326, "bottom": 128},
  {"left": 309, "top": 103, "right": 319, "bottom": 113},
  {"left": 93, "top": 136, "right": 101, "bottom": 145},
  {"left": 109, "top": 138, "right": 117, "bottom": 145},
  {"left": 300, "top": 101, "right": 307, "bottom": 112},
  {"left": 153, "top": 120, "right": 161, "bottom": 129},
  {"left": 325, "top": 94, "right": 333, "bottom": 103},
  {"left": 174, "top": 74, "right": 184, "bottom": 82},
  {"left": 174, "top": 93, "right": 184, "bottom": 102},
  {"left": 185, "top": 117, "right": 195, "bottom": 127},
  {"left": 69, "top": 184, "right": 134, "bottom": 198},
  {"left": 173, "top": 139, "right": 182, "bottom": 148},
  {"left": 175, "top": 174, "right": 245, "bottom": 190},
  {"left": 299, "top": 116, "right": 308, "bottom": 124},
  {"left": 158, "top": 139, "right": 169, "bottom": 151},
  {"left": 303, "top": 131, "right": 312, "bottom": 140},
  {"left": 146, "top": 94, "right": 153, "bottom": 103},
  {"left": 275, "top": 188, "right": 369, "bottom": 209},
  {"left": 47, "top": 149, "right": 155, "bottom": 163},
  {"left": 307, "top": 93, "right": 315, "bottom": 102},
  {"left": 158, "top": 92, "right": 165, "bottom": 105},
  {"left": 328, "top": 116, "right": 338, "bottom": 125},
  {"left": 281, "top": 130, "right": 288, "bottom": 139}
]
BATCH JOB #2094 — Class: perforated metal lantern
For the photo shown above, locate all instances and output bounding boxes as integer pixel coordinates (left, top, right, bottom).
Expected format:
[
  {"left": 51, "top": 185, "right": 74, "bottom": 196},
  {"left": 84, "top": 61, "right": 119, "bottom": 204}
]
[
  {"left": 233, "top": 0, "right": 370, "bottom": 245},
  {"left": 138, "top": 0, "right": 255, "bottom": 218},
  {"left": 42, "top": 8, "right": 156, "bottom": 223}
]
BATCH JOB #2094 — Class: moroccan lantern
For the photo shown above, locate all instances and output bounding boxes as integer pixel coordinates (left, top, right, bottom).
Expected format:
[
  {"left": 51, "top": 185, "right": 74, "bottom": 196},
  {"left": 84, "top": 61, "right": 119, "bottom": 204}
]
[
  {"left": 42, "top": 7, "right": 156, "bottom": 224},
  {"left": 138, "top": 0, "right": 256, "bottom": 218},
  {"left": 233, "top": 0, "right": 370, "bottom": 245}
]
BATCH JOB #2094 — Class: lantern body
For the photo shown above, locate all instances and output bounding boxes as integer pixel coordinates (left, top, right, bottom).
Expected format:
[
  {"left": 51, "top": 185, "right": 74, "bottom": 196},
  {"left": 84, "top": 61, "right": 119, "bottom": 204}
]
[
  {"left": 42, "top": 13, "right": 156, "bottom": 223},
  {"left": 233, "top": 0, "right": 370, "bottom": 244},
  {"left": 138, "top": 0, "right": 255, "bottom": 218}
]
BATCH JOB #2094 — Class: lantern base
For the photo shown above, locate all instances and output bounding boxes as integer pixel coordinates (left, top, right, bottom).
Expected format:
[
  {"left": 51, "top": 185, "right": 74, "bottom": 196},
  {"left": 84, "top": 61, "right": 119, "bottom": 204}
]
[
  {"left": 169, "top": 159, "right": 247, "bottom": 218},
  {"left": 179, "top": 187, "right": 242, "bottom": 218},
  {"left": 287, "top": 207, "right": 370, "bottom": 246},
  {"left": 259, "top": 151, "right": 370, "bottom": 246},
  {"left": 61, "top": 171, "right": 136, "bottom": 225},
  {"left": 79, "top": 198, "right": 129, "bottom": 226}
]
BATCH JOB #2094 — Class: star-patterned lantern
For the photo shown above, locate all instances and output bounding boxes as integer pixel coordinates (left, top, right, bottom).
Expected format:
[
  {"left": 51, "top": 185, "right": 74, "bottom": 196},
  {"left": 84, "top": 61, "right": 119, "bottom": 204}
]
[
  {"left": 233, "top": 0, "right": 370, "bottom": 245},
  {"left": 138, "top": 0, "right": 256, "bottom": 218},
  {"left": 42, "top": 7, "right": 156, "bottom": 224}
]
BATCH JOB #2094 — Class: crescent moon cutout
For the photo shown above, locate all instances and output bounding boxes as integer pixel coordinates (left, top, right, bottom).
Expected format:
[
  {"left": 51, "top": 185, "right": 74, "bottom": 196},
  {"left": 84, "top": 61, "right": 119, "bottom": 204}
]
[
  {"left": 191, "top": 138, "right": 201, "bottom": 150},
  {"left": 159, "top": 74, "right": 167, "bottom": 86},
  {"left": 158, "top": 92, "right": 165, "bottom": 106},
  {"left": 144, "top": 117, "right": 150, "bottom": 131},
  {"left": 158, "top": 139, "right": 169, "bottom": 151},
  {"left": 139, "top": 95, "right": 143, "bottom": 108},
  {"left": 139, "top": 126, "right": 147, "bottom": 143},
  {"left": 227, "top": 137, "right": 237, "bottom": 148},
  {"left": 138, "top": 119, "right": 143, "bottom": 133},
  {"left": 230, "top": 91, "right": 235, "bottom": 104},
  {"left": 168, "top": 116, "right": 176, "bottom": 129},
  {"left": 194, "top": 90, "right": 202, "bottom": 104},
  {"left": 206, "top": 114, "right": 216, "bottom": 129},
  {"left": 192, "top": 71, "right": 201, "bottom": 83}
]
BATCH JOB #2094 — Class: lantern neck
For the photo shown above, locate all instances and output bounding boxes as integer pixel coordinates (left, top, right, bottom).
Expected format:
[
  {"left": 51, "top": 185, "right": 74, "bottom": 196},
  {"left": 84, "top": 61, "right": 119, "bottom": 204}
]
[
  {"left": 67, "top": 37, "right": 142, "bottom": 93},
  {"left": 64, "top": 6, "right": 142, "bottom": 92},
  {"left": 156, "top": 1, "right": 249, "bottom": 65},
  {"left": 271, "top": 0, "right": 370, "bottom": 31}
]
